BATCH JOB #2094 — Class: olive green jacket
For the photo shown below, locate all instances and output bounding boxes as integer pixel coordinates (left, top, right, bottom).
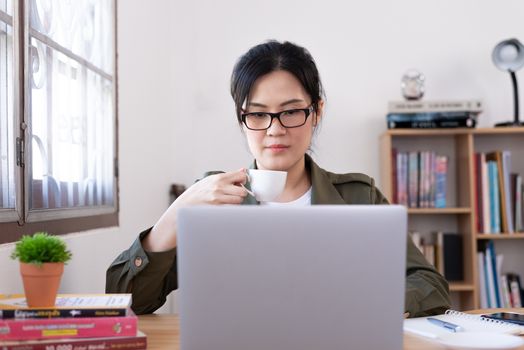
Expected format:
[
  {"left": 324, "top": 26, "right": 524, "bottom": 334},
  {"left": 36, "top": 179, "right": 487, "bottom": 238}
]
[{"left": 106, "top": 155, "right": 450, "bottom": 316}]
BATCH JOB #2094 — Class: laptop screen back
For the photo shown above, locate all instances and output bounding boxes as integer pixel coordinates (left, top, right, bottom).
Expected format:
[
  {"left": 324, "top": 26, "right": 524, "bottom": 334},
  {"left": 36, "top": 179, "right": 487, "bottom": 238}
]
[{"left": 177, "top": 205, "right": 407, "bottom": 350}]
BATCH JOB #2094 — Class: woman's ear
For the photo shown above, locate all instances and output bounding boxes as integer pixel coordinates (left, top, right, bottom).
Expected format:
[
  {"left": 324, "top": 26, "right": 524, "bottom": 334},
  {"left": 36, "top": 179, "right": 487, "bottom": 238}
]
[{"left": 313, "top": 99, "right": 325, "bottom": 126}]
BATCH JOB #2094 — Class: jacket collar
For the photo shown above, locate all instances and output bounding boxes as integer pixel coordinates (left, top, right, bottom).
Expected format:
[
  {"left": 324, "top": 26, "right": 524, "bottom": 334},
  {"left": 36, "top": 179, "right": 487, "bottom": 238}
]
[{"left": 242, "top": 154, "right": 345, "bottom": 205}]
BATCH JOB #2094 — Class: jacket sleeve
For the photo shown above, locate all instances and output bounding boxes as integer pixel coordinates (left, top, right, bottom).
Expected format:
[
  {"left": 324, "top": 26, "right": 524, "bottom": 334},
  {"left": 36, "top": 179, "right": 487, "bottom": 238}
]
[
  {"left": 374, "top": 187, "right": 451, "bottom": 317},
  {"left": 105, "top": 228, "right": 178, "bottom": 315}
]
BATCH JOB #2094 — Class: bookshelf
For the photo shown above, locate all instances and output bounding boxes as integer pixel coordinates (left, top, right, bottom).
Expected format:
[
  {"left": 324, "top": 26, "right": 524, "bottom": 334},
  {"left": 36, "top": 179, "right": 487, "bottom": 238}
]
[{"left": 380, "top": 127, "right": 524, "bottom": 311}]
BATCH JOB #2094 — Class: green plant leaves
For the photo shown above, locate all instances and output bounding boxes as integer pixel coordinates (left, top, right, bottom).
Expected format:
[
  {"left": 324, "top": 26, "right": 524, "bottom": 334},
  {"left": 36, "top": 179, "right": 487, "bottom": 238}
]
[{"left": 10, "top": 232, "right": 72, "bottom": 265}]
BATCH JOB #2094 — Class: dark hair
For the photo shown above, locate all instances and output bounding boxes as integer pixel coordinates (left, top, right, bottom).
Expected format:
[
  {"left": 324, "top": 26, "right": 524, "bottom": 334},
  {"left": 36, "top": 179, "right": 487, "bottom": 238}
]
[{"left": 230, "top": 40, "right": 325, "bottom": 125}]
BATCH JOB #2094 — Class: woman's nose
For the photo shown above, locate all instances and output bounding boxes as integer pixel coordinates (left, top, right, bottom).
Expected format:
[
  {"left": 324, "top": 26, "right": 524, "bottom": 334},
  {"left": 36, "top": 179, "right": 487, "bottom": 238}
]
[{"left": 266, "top": 117, "right": 286, "bottom": 136}]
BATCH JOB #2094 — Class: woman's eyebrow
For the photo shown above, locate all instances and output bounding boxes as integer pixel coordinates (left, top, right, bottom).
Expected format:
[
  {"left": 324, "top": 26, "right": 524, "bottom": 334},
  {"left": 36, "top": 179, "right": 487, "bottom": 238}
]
[{"left": 247, "top": 99, "right": 305, "bottom": 108}]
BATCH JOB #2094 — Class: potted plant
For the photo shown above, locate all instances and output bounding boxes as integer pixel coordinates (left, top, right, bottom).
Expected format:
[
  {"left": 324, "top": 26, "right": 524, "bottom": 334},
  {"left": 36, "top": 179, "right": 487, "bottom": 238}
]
[{"left": 10, "top": 232, "right": 72, "bottom": 307}]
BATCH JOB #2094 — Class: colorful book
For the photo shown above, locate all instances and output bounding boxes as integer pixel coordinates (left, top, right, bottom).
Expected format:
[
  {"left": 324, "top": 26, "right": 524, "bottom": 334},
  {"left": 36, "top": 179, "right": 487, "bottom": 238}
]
[
  {"left": 488, "top": 161, "right": 500, "bottom": 233},
  {"left": 0, "top": 331, "right": 146, "bottom": 350},
  {"left": 507, "top": 273, "right": 523, "bottom": 308},
  {"left": 435, "top": 155, "right": 448, "bottom": 208},
  {"left": 408, "top": 151, "right": 419, "bottom": 208},
  {"left": 477, "top": 251, "right": 488, "bottom": 309},
  {"left": 0, "top": 313, "right": 137, "bottom": 340},
  {"left": 481, "top": 154, "right": 491, "bottom": 234},
  {"left": 484, "top": 244, "right": 497, "bottom": 308},
  {"left": 392, "top": 148, "right": 398, "bottom": 204},
  {"left": 513, "top": 174, "right": 524, "bottom": 232},
  {"left": 486, "top": 151, "right": 513, "bottom": 233},
  {"left": 487, "top": 241, "right": 501, "bottom": 308},
  {"left": 0, "top": 294, "right": 132, "bottom": 319},
  {"left": 474, "top": 153, "right": 483, "bottom": 233}
]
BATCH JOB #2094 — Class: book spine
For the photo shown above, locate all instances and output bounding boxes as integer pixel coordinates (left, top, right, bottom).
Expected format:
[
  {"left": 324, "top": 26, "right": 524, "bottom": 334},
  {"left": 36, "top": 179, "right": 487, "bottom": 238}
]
[
  {"left": 502, "top": 151, "right": 514, "bottom": 233},
  {"left": 507, "top": 274, "right": 523, "bottom": 308},
  {"left": 0, "top": 308, "right": 128, "bottom": 320},
  {"left": 429, "top": 152, "right": 436, "bottom": 208},
  {"left": 0, "top": 315, "right": 137, "bottom": 340},
  {"left": 516, "top": 175, "right": 523, "bottom": 232},
  {"left": 387, "top": 116, "right": 476, "bottom": 129},
  {"left": 435, "top": 156, "right": 448, "bottom": 208},
  {"left": 500, "top": 274, "right": 512, "bottom": 308},
  {"left": 492, "top": 164, "right": 501, "bottom": 233},
  {"left": 388, "top": 99, "right": 483, "bottom": 113},
  {"left": 477, "top": 251, "right": 488, "bottom": 309},
  {"left": 488, "top": 162, "right": 500, "bottom": 233},
  {"left": 488, "top": 242, "right": 501, "bottom": 308},
  {"left": 443, "top": 233, "right": 463, "bottom": 281},
  {"left": 1, "top": 336, "right": 147, "bottom": 350},
  {"left": 473, "top": 153, "right": 480, "bottom": 232},
  {"left": 481, "top": 154, "right": 490, "bottom": 234},
  {"left": 484, "top": 245, "right": 496, "bottom": 307},
  {"left": 392, "top": 148, "right": 398, "bottom": 204},
  {"left": 408, "top": 151, "right": 419, "bottom": 208},
  {"left": 403, "top": 153, "right": 409, "bottom": 206}
]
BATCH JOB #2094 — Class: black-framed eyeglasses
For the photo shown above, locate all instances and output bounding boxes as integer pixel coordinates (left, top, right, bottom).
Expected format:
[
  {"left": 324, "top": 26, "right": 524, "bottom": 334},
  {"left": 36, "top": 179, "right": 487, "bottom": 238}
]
[{"left": 241, "top": 105, "right": 314, "bottom": 131}]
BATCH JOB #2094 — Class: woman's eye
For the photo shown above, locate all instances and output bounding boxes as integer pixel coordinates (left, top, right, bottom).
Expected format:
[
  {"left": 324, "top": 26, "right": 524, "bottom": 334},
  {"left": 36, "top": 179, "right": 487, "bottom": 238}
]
[
  {"left": 253, "top": 113, "right": 267, "bottom": 118},
  {"left": 282, "top": 110, "right": 298, "bottom": 116}
]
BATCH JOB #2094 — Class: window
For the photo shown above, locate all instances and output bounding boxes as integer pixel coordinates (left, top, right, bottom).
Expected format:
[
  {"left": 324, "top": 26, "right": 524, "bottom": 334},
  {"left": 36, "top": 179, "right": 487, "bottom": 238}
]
[{"left": 0, "top": 0, "right": 118, "bottom": 243}]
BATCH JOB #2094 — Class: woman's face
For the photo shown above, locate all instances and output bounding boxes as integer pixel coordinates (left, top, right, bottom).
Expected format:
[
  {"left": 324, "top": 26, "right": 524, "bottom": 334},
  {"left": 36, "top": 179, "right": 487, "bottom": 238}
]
[{"left": 243, "top": 70, "right": 322, "bottom": 172}]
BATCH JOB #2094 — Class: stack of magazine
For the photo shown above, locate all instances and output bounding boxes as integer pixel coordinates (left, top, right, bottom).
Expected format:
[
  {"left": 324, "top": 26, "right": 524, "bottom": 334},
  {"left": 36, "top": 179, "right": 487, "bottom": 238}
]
[
  {"left": 386, "top": 99, "right": 482, "bottom": 129},
  {"left": 0, "top": 293, "right": 146, "bottom": 350}
]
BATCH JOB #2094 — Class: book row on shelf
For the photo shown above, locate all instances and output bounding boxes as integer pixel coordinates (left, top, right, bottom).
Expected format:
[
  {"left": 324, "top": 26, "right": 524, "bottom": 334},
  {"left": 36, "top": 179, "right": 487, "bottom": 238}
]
[
  {"left": 477, "top": 241, "right": 523, "bottom": 309},
  {"left": 474, "top": 150, "right": 524, "bottom": 234},
  {"left": 0, "top": 294, "right": 146, "bottom": 350},
  {"left": 392, "top": 150, "right": 448, "bottom": 208},
  {"left": 410, "top": 231, "right": 463, "bottom": 281}
]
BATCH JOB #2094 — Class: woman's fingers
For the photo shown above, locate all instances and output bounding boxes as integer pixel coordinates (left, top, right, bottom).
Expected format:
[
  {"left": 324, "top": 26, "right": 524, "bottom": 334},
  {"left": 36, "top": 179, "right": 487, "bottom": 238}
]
[{"left": 219, "top": 168, "right": 249, "bottom": 185}]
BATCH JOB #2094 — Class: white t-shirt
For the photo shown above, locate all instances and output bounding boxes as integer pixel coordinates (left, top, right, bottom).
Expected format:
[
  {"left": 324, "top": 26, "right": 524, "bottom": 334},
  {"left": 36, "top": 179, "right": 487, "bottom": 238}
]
[{"left": 260, "top": 186, "right": 312, "bottom": 206}]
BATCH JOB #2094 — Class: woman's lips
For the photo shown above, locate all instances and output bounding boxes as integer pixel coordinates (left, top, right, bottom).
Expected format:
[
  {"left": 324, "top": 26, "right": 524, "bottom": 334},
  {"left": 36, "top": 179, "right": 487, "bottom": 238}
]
[{"left": 266, "top": 144, "right": 289, "bottom": 153}]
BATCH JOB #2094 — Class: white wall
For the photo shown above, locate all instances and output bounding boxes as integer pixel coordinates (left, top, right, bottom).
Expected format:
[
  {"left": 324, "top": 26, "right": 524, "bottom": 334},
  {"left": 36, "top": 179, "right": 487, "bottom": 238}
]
[{"left": 1, "top": 0, "right": 524, "bottom": 312}]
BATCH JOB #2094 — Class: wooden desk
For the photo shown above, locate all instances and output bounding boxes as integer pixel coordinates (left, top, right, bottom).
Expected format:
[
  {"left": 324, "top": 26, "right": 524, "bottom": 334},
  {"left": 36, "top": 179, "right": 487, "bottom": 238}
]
[{"left": 139, "top": 309, "right": 524, "bottom": 350}]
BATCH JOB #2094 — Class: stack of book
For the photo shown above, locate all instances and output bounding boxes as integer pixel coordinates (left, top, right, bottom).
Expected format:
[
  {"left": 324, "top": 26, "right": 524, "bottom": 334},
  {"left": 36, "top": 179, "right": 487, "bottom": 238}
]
[
  {"left": 392, "top": 149, "right": 448, "bottom": 208},
  {"left": 0, "top": 293, "right": 146, "bottom": 350},
  {"left": 474, "top": 150, "right": 524, "bottom": 234},
  {"left": 477, "top": 241, "right": 524, "bottom": 309},
  {"left": 386, "top": 99, "right": 482, "bottom": 129},
  {"left": 410, "top": 231, "right": 463, "bottom": 281}
]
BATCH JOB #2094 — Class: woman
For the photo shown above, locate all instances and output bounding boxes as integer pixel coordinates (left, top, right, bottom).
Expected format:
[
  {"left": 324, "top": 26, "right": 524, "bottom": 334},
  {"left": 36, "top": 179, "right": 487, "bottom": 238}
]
[{"left": 106, "top": 40, "right": 450, "bottom": 317}]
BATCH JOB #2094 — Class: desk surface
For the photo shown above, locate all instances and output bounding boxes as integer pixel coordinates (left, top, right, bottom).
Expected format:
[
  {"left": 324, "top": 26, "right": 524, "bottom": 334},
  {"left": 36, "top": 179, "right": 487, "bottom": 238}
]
[{"left": 138, "top": 308, "right": 524, "bottom": 350}]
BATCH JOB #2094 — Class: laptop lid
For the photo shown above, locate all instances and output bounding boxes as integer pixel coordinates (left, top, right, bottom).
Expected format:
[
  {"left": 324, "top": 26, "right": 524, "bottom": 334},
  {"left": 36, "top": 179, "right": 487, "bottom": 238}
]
[{"left": 177, "top": 205, "right": 407, "bottom": 350}]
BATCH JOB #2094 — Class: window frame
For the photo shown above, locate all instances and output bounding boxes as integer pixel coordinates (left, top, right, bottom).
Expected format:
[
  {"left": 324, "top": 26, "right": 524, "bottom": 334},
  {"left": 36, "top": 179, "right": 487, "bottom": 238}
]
[{"left": 0, "top": 0, "right": 119, "bottom": 243}]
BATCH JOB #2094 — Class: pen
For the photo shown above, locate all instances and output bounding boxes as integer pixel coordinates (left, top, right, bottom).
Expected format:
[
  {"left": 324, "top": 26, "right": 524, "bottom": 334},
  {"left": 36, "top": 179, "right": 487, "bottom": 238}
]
[{"left": 427, "top": 317, "right": 463, "bottom": 333}]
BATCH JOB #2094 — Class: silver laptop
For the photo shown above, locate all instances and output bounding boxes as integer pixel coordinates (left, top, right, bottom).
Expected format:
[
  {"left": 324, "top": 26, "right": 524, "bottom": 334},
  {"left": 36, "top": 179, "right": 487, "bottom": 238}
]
[{"left": 177, "top": 205, "right": 407, "bottom": 350}]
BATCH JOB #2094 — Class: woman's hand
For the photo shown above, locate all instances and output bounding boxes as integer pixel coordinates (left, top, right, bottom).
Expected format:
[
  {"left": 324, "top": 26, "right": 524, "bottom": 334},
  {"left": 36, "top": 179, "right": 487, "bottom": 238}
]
[
  {"left": 143, "top": 169, "right": 249, "bottom": 252},
  {"left": 175, "top": 169, "right": 250, "bottom": 206}
]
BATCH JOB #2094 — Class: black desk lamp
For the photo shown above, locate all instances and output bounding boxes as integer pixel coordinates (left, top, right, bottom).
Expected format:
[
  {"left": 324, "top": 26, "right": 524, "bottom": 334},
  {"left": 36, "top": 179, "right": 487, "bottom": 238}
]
[{"left": 492, "top": 38, "right": 524, "bottom": 127}]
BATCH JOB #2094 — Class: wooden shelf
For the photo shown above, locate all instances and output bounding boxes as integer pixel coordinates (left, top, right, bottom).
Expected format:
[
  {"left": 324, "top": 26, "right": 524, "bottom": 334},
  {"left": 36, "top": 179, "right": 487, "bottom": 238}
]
[
  {"left": 407, "top": 207, "right": 471, "bottom": 215},
  {"left": 473, "top": 127, "right": 524, "bottom": 135},
  {"left": 385, "top": 128, "right": 472, "bottom": 136},
  {"left": 449, "top": 282, "right": 475, "bottom": 292},
  {"left": 477, "top": 233, "right": 524, "bottom": 240},
  {"left": 380, "top": 127, "right": 524, "bottom": 311},
  {"left": 384, "top": 127, "right": 524, "bottom": 137}
]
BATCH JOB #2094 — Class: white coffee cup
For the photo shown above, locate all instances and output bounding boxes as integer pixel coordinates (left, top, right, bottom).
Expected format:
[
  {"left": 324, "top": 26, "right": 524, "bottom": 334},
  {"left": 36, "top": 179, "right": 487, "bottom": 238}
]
[{"left": 247, "top": 169, "right": 287, "bottom": 202}]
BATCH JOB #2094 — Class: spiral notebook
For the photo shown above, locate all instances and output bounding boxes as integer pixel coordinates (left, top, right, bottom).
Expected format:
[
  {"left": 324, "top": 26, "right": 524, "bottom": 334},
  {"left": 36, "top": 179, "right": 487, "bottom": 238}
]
[{"left": 404, "top": 310, "right": 524, "bottom": 339}]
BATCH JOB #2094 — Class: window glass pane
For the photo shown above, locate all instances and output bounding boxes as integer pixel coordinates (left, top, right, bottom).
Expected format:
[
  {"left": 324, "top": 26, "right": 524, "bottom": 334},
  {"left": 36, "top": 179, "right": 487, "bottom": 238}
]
[
  {"left": 28, "top": 1, "right": 115, "bottom": 211},
  {"left": 29, "top": 0, "right": 114, "bottom": 74},
  {"left": 0, "top": 0, "right": 13, "bottom": 16},
  {"left": 0, "top": 2, "right": 15, "bottom": 210}
]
